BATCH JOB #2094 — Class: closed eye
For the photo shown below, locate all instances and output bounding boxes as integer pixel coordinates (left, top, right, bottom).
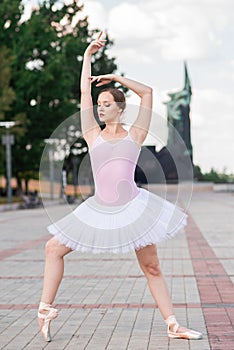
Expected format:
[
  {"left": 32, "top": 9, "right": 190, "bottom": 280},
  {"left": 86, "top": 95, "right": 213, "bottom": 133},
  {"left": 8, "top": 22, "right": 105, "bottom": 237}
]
[{"left": 98, "top": 104, "right": 111, "bottom": 107}]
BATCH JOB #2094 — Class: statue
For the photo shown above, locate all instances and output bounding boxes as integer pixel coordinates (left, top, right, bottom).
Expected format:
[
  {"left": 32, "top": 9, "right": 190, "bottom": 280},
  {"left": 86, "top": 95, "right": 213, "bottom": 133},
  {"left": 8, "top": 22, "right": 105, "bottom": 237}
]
[
  {"left": 135, "top": 62, "right": 194, "bottom": 184},
  {"left": 165, "top": 62, "right": 193, "bottom": 161}
]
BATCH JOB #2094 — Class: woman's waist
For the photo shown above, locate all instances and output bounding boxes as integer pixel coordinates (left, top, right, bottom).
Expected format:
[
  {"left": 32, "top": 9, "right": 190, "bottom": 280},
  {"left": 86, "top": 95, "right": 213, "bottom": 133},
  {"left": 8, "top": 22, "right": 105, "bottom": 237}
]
[{"left": 94, "top": 181, "right": 140, "bottom": 206}]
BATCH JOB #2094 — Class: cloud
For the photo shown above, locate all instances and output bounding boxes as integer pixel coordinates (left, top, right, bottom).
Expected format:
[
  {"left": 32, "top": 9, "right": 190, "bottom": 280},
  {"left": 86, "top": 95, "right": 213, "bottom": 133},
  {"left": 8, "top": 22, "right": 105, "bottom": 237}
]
[
  {"left": 109, "top": 47, "right": 153, "bottom": 65},
  {"left": 149, "top": 0, "right": 232, "bottom": 60},
  {"left": 108, "top": 3, "right": 156, "bottom": 40},
  {"left": 192, "top": 88, "right": 233, "bottom": 124},
  {"left": 191, "top": 88, "right": 234, "bottom": 173},
  {"left": 82, "top": 0, "right": 233, "bottom": 61},
  {"left": 79, "top": 1, "right": 107, "bottom": 30}
]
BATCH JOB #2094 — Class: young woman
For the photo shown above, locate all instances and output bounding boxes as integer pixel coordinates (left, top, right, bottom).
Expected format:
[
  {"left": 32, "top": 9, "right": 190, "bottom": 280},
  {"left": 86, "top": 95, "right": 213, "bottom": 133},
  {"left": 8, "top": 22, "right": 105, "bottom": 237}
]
[{"left": 38, "top": 33, "right": 202, "bottom": 342}]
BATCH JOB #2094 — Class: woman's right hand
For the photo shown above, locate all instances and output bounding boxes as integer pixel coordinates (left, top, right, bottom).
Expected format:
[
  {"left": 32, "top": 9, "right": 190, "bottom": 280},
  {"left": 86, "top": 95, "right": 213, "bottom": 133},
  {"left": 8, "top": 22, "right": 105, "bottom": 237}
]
[
  {"left": 85, "top": 32, "right": 106, "bottom": 55},
  {"left": 89, "top": 74, "right": 116, "bottom": 87}
]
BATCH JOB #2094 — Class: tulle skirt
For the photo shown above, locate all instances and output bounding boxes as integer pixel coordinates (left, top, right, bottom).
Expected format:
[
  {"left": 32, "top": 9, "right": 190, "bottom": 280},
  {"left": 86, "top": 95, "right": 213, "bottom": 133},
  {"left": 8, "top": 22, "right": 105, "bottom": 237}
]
[{"left": 47, "top": 188, "right": 188, "bottom": 254}]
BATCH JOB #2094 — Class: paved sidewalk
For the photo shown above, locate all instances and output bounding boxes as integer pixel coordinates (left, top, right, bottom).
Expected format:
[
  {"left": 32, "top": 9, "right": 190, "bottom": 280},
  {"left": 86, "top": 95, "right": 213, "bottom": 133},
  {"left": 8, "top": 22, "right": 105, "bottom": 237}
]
[{"left": 0, "top": 185, "right": 233, "bottom": 349}]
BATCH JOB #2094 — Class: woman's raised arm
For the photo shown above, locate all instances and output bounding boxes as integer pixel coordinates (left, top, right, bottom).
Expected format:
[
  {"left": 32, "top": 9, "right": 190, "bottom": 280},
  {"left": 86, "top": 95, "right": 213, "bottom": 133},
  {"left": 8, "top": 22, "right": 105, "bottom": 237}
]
[{"left": 80, "top": 33, "right": 106, "bottom": 144}]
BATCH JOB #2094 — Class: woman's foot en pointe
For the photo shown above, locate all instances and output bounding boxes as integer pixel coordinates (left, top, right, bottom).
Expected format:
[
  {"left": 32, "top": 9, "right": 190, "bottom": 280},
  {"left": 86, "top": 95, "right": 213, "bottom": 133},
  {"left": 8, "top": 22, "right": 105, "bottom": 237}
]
[
  {"left": 165, "top": 315, "right": 203, "bottom": 340},
  {"left": 38, "top": 302, "right": 58, "bottom": 342}
]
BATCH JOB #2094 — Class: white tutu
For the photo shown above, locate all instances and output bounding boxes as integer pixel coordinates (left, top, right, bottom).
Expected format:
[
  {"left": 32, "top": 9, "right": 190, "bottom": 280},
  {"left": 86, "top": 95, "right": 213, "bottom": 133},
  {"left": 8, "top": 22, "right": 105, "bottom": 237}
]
[{"left": 47, "top": 188, "right": 188, "bottom": 254}]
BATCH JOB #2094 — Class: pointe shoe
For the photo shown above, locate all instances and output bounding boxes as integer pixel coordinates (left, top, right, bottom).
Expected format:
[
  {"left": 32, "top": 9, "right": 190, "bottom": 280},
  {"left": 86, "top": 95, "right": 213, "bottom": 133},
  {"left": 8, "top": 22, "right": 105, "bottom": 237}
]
[
  {"left": 38, "top": 302, "right": 58, "bottom": 342},
  {"left": 165, "top": 315, "right": 202, "bottom": 340}
]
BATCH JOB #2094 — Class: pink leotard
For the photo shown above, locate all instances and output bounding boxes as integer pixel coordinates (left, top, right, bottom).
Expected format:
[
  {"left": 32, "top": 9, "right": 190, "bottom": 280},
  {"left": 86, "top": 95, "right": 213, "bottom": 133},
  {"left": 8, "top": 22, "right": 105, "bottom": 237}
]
[{"left": 89, "top": 131, "right": 141, "bottom": 206}]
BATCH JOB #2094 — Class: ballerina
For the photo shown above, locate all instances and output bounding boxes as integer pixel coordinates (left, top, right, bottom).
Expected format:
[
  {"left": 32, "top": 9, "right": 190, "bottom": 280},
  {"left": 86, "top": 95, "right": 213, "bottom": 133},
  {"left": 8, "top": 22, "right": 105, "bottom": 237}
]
[{"left": 38, "top": 32, "right": 202, "bottom": 342}]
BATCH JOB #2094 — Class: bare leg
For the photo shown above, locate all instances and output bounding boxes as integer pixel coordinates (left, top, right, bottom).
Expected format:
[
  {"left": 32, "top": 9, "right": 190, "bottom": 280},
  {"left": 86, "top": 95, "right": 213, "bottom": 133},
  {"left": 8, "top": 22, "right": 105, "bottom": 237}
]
[
  {"left": 135, "top": 244, "right": 193, "bottom": 334},
  {"left": 135, "top": 244, "right": 173, "bottom": 319},
  {"left": 38, "top": 237, "right": 72, "bottom": 336},
  {"left": 40, "top": 237, "right": 72, "bottom": 304}
]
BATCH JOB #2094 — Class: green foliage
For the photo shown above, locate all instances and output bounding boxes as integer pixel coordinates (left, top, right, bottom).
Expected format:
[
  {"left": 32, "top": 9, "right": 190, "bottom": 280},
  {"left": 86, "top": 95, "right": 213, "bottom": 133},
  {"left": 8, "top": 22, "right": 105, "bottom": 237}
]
[
  {"left": 0, "top": 46, "right": 16, "bottom": 120},
  {"left": 193, "top": 165, "right": 203, "bottom": 181},
  {"left": 0, "top": 0, "right": 120, "bottom": 190},
  {"left": 194, "top": 165, "right": 234, "bottom": 183}
]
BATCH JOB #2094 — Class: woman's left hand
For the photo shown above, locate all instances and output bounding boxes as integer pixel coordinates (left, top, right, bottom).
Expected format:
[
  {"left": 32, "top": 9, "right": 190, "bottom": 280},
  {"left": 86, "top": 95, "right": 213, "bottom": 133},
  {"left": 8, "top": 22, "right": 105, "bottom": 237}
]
[{"left": 89, "top": 74, "right": 116, "bottom": 87}]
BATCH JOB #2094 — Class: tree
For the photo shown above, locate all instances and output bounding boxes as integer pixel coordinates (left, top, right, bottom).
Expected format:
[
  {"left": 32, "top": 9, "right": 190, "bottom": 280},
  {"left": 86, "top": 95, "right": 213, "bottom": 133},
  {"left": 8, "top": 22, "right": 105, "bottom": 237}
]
[
  {"left": 0, "top": 0, "right": 120, "bottom": 193},
  {"left": 193, "top": 164, "right": 203, "bottom": 181},
  {"left": 0, "top": 42, "right": 27, "bottom": 183},
  {"left": 0, "top": 46, "right": 15, "bottom": 120}
]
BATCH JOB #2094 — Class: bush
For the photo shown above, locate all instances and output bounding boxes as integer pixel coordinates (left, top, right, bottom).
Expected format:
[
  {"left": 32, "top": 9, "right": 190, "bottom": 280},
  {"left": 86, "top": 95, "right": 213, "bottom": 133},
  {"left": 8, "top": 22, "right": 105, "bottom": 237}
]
[{"left": 194, "top": 165, "right": 234, "bottom": 183}]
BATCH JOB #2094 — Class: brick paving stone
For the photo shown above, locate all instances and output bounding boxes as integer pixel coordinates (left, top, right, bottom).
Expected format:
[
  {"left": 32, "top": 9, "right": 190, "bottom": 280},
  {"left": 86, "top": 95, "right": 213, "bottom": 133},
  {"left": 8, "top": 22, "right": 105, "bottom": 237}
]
[{"left": 0, "top": 186, "right": 233, "bottom": 349}]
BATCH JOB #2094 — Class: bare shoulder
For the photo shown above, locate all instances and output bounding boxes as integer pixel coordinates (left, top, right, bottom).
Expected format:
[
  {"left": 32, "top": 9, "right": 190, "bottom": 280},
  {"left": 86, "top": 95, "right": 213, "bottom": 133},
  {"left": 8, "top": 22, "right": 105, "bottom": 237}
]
[
  {"left": 83, "top": 126, "right": 102, "bottom": 149},
  {"left": 129, "top": 125, "right": 148, "bottom": 147}
]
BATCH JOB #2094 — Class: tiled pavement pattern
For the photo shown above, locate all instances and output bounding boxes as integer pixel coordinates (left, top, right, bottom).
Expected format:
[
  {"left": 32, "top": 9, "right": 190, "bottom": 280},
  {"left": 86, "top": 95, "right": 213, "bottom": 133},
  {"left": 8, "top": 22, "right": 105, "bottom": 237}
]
[{"left": 0, "top": 186, "right": 233, "bottom": 349}]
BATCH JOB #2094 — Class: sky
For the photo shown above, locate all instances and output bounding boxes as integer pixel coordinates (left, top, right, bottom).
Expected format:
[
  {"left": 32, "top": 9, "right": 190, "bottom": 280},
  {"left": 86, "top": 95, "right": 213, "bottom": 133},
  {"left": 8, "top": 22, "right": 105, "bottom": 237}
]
[{"left": 23, "top": 0, "right": 234, "bottom": 174}]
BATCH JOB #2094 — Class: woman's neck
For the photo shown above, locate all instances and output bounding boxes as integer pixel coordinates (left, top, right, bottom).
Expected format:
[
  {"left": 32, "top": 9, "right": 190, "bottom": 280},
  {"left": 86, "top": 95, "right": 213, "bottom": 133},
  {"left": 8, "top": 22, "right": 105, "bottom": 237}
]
[{"left": 103, "top": 123, "right": 126, "bottom": 135}]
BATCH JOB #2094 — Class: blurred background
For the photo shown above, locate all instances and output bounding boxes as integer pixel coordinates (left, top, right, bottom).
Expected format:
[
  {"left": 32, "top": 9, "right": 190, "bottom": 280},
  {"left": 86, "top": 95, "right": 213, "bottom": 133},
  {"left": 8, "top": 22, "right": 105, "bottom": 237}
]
[{"left": 0, "top": 0, "right": 233, "bottom": 208}]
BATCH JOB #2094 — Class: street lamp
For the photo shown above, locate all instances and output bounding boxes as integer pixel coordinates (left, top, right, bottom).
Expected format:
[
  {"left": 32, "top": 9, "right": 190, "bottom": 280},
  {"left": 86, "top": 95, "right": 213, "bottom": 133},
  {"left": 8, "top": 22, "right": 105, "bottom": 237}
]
[{"left": 0, "top": 121, "right": 19, "bottom": 204}]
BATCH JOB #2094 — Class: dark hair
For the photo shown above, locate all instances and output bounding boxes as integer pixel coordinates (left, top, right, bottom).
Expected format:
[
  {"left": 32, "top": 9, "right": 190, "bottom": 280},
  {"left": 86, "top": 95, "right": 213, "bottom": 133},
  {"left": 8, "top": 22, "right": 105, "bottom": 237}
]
[{"left": 98, "top": 88, "right": 126, "bottom": 112}]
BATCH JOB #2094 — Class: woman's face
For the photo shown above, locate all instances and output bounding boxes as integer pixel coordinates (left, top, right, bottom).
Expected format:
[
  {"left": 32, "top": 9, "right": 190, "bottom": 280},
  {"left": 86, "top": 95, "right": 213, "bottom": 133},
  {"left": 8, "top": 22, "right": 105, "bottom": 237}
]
[{"left": 97, "top": 92, "right": 122, "bottom": 123}]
